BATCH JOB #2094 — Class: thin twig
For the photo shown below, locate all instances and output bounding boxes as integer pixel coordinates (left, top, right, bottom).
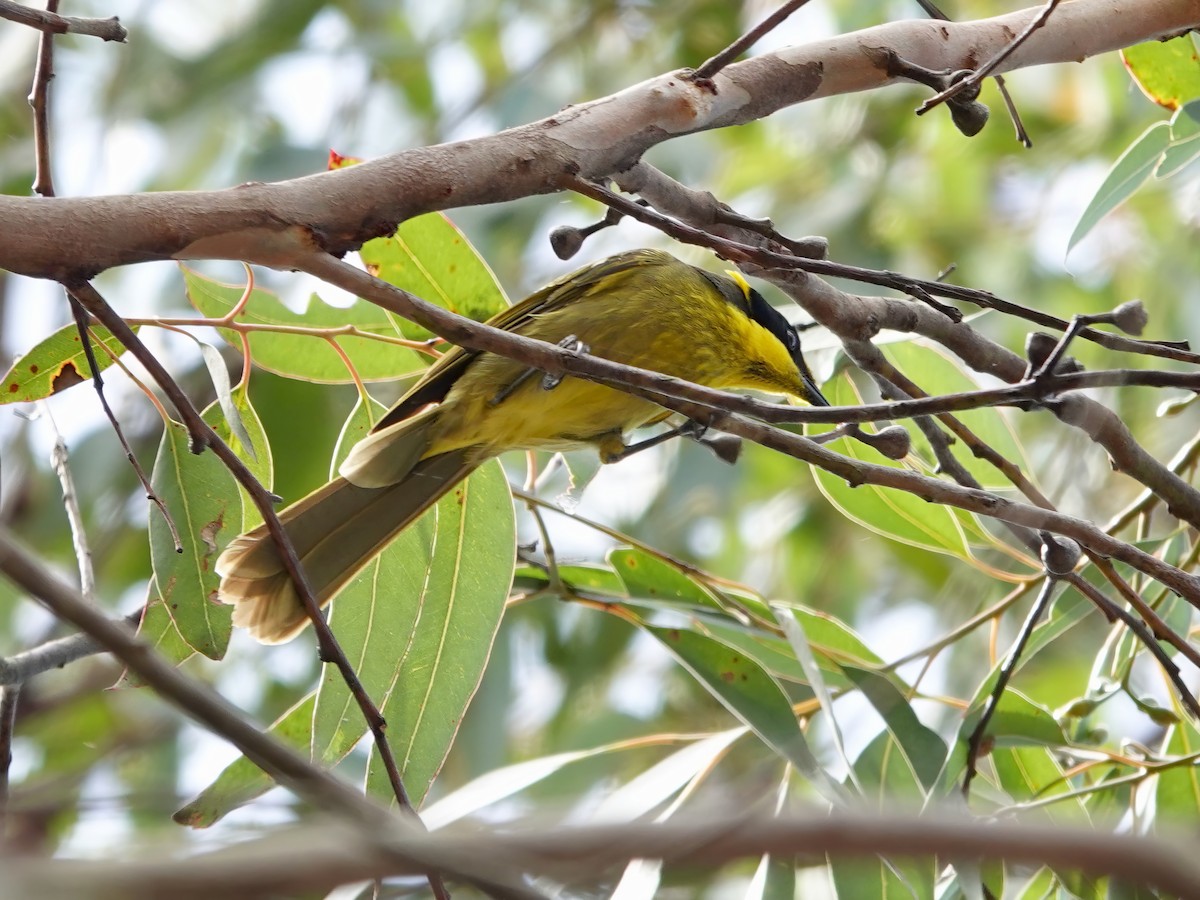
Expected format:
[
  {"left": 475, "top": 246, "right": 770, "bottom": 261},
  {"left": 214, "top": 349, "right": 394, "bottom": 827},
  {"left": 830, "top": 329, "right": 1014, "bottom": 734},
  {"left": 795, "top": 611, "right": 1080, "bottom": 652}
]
[
  {"left": 68, "top": 299, "right": 182, "bottom": 552},
  {"left": 0, "top": 610, "right": 143, "bottom": 685},
  {"left": 692, "top": 0, "right": 815, "bottom": 81},
  {"left": 962, "top": 576, "right": 1058, "bottom": 795},
  {"left": 912, "top": 0, "right": 1032, "bottom": 146},
  {"left": 299, "top": 251, "right": 1200, "bottom": 609},
  {"left": 44, "top": 406, "right": 96, "bottom": 602},
  {"left": 63, "top": 281, "right": 449, "bottom": 900},
  {"left": 918, "top": 0, "right": 1063, "bottom": 114},
  {"left": 0, "top": 0, "right": 125, "bottom": 41},
  {"left": 0, "top": 683, "right": 19, "bottom": 839},
  {"left": 861, "top": 349, "right": 1200, "bottom": 696},
  {"left": 26, "top": 0, "right": 58, "bottom": 197}
]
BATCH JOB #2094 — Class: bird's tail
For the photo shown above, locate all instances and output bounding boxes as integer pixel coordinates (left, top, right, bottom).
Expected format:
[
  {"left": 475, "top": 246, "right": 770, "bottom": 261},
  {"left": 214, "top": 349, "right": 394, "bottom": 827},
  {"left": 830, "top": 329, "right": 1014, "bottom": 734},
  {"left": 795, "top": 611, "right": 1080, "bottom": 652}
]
[{"left": 216, "top": 449, "right": 477, "bottom": 643}]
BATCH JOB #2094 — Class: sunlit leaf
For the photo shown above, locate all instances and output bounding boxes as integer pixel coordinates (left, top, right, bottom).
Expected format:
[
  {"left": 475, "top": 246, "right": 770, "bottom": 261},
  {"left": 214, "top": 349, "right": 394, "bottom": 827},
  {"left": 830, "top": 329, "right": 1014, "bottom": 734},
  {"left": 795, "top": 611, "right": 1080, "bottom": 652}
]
[
  {"left": 1156, "top": 719, "right": 1200, "bottom": 823},
  {"left": 1121, "top": 35, "right": 1200, "bottom": 111},
  {"left": 810, "top": 374, "right": 1025, "bottom": 576},
  {"left": 844, "top": 666, "right": 945, "bottom": 794},
  {"left": 746, "top": 852, "right": 795, "bottom": 900},
  {"left": 297, "top": 396, "right": 516, "bottom": 807},
  {"left": 117, "top": 580, "right": 196, "bottom": 687},
  {"left": 0, "top": 324, "right": 137, "bottom": 405},
  {"left": 611, "top": 547, "right": 727, "bottom": 614},
  {"left": 1159, "top": 99, "right": 1200, "bottom": 177},
  {"left": 182, "top": 266, "right": 426, "bottom": 383},
  {"left": 883, "top": 341, "right": 1032, "bottom": 491},
  {"left": 592, "top": 729, "right": 745, "bottom": 822},
  {"left": 357, "top": 211, "right": 509, "bottom": 340},
  {"left": 203, "top": 384, "right": 273, "bottom": 531}
]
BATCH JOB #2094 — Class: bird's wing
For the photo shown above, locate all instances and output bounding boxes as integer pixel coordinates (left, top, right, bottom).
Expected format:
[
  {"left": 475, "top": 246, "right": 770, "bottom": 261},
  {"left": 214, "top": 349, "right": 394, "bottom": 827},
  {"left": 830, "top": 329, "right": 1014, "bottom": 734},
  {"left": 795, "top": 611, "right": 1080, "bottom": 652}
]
[{"left": 371, "top": 249, "right": 669, "bottom": 432}]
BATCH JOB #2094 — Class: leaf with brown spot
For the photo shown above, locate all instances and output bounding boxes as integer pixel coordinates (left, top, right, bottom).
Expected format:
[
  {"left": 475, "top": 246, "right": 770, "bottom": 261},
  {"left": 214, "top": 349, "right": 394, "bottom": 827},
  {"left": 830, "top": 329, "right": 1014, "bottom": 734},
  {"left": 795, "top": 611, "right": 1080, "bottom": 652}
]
[
  {"left": 149, "top": 421, "right": 237, "bottom": 660},
  {"left": 1, "top": 324, "right": 138, "bottom": 405}
]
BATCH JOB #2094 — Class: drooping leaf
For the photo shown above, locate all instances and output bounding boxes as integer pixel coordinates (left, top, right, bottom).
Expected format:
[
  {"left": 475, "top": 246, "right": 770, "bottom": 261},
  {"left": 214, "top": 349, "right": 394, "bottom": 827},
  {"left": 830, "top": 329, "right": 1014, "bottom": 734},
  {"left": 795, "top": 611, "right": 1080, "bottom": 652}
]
[
  {"left": 1159, "top": 99, "right": 1200, "bottom": 176},
  {"left": 148, "top": 420, "right": 239, "bottom": 660},
  {"left": 203, "top": 383, "right": 273, "bottom": 531},
  {"left": 359, "top": 458, "right": 515, "bottom": 807},
  {"left": 646, "top": 624, "right": 844, "bottom": 802},
  {"left": 610, "top": 547, "right": 728, "bottom": 614},
  {"left": 810, "top": 374, "right": 1024, "bottom": 575},
  {"left": 843, "top": 666, "right": 946, "bottom": 794},
  {"left": 1156, "top": 719, "right": 1200, "bottom": 823},
  {"left": 308, "top": 399, "right": 515, "bottom": 807},
  {"left": 117, "top": 580, "right": 196, "bottom": 687},
  {"left": 1067, "top": 121, "right": 1171, "bottom": 255}
]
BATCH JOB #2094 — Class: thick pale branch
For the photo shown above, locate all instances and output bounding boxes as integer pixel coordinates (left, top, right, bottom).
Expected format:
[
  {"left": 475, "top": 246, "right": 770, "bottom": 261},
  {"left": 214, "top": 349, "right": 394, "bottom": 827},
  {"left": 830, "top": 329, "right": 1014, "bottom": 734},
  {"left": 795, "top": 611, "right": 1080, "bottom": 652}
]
[
  {"left": 0, "top": 0, "right": 1194, "bottom": 281},
  {"left": 2, "top": 809, "right": 1197, "bottom": 899}
]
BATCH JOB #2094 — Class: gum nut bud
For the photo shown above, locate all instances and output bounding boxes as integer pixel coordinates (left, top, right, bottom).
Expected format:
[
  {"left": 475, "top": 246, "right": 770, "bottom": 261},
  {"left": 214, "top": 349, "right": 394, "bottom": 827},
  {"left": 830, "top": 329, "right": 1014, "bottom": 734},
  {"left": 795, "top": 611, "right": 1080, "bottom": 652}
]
[
  {"left": 1112, "top": 300, "right": 1148, "bottom": 336},
  {"left": 1025, "top": 332, "right": 1058, "bottom": 368},
  {"left": 549, "top": 226, "right": 584, "bottom": 260},
  {"left": 1058, "top": 697, "right": 1098, "bottom": 719},
  {"left": 949, "top": 99, "right": 989, "bottom": 137},
  {"left": 1040, "top": 534, "right": 1082, "bottom": 575},
  {"left": 1144, "top": 702, "right": 1179, "bottom": 727},
  {"left": 869, "top": 426, "right": 911, "bottom": 460}
]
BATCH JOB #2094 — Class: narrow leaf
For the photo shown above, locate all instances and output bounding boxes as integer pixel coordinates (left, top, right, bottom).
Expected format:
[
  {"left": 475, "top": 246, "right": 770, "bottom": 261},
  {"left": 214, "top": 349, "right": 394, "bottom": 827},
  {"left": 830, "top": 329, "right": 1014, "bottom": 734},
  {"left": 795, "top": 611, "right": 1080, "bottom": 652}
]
[
  {"left": 173, "top": 693, "right": 315, "bottom": 827},
  {"left": 1067, "top": 121, "right": 1170, "bottom": 255},
  {"left": 646, "top": 625, "right": 845, "bottom": 803}
]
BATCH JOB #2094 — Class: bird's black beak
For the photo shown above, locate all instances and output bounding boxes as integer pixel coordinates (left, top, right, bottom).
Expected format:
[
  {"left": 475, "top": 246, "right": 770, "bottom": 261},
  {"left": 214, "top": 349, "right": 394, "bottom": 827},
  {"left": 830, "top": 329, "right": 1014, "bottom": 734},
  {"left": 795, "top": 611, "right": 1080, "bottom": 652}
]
[{"left": 792, "top": 348, "right": 830, "bottom": 408}]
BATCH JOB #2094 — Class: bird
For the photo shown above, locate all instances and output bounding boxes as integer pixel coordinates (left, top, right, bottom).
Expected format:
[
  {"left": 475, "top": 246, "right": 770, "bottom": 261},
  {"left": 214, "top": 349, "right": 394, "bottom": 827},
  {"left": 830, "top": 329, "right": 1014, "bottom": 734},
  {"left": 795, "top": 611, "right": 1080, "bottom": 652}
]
[{"left": 216, "top": 248, "right": 827, "bottom": 643}]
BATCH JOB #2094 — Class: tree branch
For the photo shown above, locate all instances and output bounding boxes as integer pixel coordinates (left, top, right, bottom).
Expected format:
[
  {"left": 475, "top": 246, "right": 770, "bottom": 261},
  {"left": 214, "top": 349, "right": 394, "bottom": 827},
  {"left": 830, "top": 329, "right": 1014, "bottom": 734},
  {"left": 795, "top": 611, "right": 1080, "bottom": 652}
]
[
  {"left": 0, "top": 0, "right": 1193, "bottom": 281},
  {"left": 0, "top": 0, "right": 125, "bottom": 42},
  {"left": 0, "top": 809, "right": 1196, "bottom": 898}
]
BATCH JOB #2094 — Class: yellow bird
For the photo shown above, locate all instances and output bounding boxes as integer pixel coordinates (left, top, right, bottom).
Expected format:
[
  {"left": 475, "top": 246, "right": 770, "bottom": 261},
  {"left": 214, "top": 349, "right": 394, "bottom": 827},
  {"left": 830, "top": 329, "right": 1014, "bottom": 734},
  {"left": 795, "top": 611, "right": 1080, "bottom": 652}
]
[{"left": 216, "top": 249, "right": 826, "bottom": 643}]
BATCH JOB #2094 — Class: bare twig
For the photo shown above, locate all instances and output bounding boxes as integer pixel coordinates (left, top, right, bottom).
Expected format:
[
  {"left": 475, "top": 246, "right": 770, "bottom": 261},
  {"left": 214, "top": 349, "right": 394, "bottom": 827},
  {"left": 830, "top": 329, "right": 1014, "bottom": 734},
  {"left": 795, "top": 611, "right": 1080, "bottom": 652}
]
[
  {"left": 0, "top": 610, "right": 142, "bottom": 685},
  {"left": 0, "top": 527, "right": 534, "bottom": 898},
  {"left": 962, "top": 576, "right": 1059, "bottom": 796},
  {"left": 918, "top": 0, "right": 1063, "bottom": 114},
  {"left": 68, "top": 299, "right": 182, "bottom": 552},
  {"left": 44, "top": 407, "right": 96, "bottom": 602},
  {"left": 0, "top": 0, "right": 125, "bottom": 41},
  {"left": 0, "top": 683, "right": 19, "bottom": 837},
  {"left": 26, "top": 0, "right": 58, "bottom": 197},
  {"left": 572, "top": 178, "right": 1196, "bottom": 364},
  {"left": 692, "top": 0, "right": 815, "bottom": 81},
  {"left": 297, "top": 251, "right": 1200, "bottom": 608}
]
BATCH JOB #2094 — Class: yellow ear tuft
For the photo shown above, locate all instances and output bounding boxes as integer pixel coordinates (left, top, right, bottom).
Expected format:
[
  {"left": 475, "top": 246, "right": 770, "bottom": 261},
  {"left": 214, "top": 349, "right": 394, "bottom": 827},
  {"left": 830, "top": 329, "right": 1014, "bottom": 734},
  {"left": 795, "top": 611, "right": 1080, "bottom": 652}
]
[{"left": 723, "top": 269, "right": 752, "bottom": 299}]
